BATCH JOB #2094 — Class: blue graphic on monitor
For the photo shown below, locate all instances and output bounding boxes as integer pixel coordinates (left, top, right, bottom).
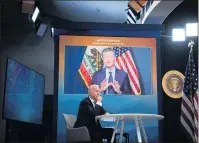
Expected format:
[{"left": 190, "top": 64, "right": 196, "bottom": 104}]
[{"left": 3, "top": 58, "right": 45, "bottom": 124}]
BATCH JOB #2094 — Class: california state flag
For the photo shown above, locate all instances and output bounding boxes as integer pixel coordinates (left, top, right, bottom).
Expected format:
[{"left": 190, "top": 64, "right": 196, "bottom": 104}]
[{"left": 78, "top": 46, "right": 107, "bottom": 87}]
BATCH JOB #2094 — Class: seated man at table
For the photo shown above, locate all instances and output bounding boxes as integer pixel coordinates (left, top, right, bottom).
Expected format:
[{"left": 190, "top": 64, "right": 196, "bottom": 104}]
[{"left": 74, "top": 84, "right": 114, "bottom": 143}]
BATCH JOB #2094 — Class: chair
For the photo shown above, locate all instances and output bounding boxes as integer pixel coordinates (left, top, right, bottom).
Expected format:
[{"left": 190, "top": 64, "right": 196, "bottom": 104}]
[{"left": 62, "top": 113, "right": 91, "bottom": 143}]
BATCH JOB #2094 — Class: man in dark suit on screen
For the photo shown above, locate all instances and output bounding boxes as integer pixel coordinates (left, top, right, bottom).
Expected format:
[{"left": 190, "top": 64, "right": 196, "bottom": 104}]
[
  {"left": 91, "top": 48, "right": 132, "bottom": 95},
  {"left": 74, "top": 84, "right": 114, "bottom": 142}
]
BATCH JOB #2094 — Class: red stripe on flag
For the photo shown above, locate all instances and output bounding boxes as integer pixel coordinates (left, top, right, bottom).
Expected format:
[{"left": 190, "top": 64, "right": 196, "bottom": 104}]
[
  {"left": 182, "top": 98, "right": 194, "bottom": 115},
  {"left": 116, "top": 58, "right": 123, "bottom": 70},
  {"left": 79, "top": 64, "right": 92, "bottom": 87},
  {"left": 116, "top": 58, "right": 135, "bottom": 94},
  {"left": 120, "top": 54, "right": 140, "bottom": 93},
  {"left": 194, "top": 128, "right": 198, "bottom": 136},
  {"left": 194, "top": 92, "right": 198, "bottom": 104},
  {"left": 194, "top": 109, "right": 198, "bottom": 122},
  {"left": 194, "top": 109, "right": 198, "bottom": 121},
  {"left": 115, "top": 57, "right": 135, "bottom": 94},
  {"left": 125, "top": 51, "right": 139, "bottom": 79},
  {"left": 194, "top": 93, "right": 198, "bottom": 121}
]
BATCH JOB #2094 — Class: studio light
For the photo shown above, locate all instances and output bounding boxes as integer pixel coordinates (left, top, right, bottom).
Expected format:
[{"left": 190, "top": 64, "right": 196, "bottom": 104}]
[
  {"left": 35, "top": 22, "right": 48, "bottom": 37},
  {"left": 51, "top": 28, "right": 54, "bottom": 34},
  {"left": 32, "top": 7, "right": 39, "bottom": 22},
  {"left": 172, "top": 29, "right": 185, "bottom": 41},
  {"left": 186, "top": 23, "right": 198, "bottom": 36}
]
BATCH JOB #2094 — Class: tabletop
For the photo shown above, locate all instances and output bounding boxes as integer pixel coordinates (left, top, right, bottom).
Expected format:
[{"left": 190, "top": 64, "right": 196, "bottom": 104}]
[{"left": 96, "top": 113, "right": 164, "bottom": 121}]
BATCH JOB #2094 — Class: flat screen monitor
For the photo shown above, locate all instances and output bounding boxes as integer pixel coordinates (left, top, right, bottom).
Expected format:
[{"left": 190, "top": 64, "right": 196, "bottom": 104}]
[{"left": 2, "top": 58, "right": 45, "bottom": 124}]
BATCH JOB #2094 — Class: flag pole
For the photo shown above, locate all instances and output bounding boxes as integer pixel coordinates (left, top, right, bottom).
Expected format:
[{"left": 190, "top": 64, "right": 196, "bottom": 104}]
[
  {"left": 188, "top": 40, "right": 194, "bottom": 103},
  {"left": 188, "top": 40, "right": 199, "bottom": 143},
  {"left": 188, "top": 40, "right": 194, "bottom": 53},
  {"left": 197, "top": 13, "right": 199, "bottom": 143},
  {"left": 188, "top": 40, "right": 194, "bottom": 105}
]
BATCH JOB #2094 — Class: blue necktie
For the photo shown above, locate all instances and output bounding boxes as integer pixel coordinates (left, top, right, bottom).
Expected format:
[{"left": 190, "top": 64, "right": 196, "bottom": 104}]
[
  {"left": 108, "top": 72, "right": 114, "bottom": 94},
  {"left": 108, "top": 72, "right": 113, "bottom": 83}
]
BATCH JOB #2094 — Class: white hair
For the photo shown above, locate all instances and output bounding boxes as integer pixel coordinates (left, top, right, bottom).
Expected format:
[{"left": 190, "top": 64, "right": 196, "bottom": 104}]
[{"left": 88, "top": 84, "right": 99, "bottom": 95}]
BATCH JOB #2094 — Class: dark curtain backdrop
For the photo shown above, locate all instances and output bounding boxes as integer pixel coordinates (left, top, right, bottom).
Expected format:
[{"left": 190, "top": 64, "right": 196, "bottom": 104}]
[
  {"left": 161, "top": 37, "right": 198, "bottom": 143},
  {"left": 161, "top": 0, "right": 198, "bottom": 142}
]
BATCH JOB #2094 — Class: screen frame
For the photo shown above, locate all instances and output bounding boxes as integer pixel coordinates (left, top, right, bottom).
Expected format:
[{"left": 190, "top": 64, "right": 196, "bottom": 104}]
[
  {"left": 53, "top": 23, "right": 164, "bottom": 143},
  {"left": 2, "top": 57, "right": 45, "bottom": 125}
]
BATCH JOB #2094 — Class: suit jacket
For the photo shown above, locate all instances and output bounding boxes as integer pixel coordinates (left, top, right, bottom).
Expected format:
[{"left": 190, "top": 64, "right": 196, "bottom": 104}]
[
  {"left": 91, "top": 68, "right": 132, "bottom": 94},
  {"left": 74, "top": 97, "right": 106, "bottom": 131}
]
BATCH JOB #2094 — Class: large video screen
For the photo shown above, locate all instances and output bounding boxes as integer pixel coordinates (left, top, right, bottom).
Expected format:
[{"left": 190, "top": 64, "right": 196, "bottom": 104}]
[
  {"left": 57, "top": 35, "right": 158, "bottom": 143},
  {"left": 3, "top": 58, "right": 45, "bottom": 124},
  {"left": 60, "top": 36, "right": 157, "bottom": 95}
]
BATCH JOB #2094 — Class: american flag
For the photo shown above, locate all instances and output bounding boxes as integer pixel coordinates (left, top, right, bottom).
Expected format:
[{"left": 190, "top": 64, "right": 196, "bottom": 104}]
[
  {"left": 180, "top": 48, "right": 198, "bottom": 143},
  {"left": 113, "top": 47, "right": 141, "bottom": 95}
]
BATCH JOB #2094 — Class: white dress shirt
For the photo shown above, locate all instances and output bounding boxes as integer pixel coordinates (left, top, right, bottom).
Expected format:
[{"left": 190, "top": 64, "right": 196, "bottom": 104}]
[
  {"left": 89, "top": 96, "right": 102, "bottom": 107},
  {"left": 105, "top": 67, "right": 116, "bottom": 82}
]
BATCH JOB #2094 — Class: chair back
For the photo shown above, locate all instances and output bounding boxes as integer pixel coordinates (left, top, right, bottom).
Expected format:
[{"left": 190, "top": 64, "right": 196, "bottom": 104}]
[{"left": 62, "top": 113, "right": 76, "bottom": 128}]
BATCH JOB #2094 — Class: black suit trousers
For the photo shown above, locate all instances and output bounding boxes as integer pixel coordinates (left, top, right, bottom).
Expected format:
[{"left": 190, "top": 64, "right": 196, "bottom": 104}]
[{"left": 88, "top": 128, "right": 114, "bottom": 143}]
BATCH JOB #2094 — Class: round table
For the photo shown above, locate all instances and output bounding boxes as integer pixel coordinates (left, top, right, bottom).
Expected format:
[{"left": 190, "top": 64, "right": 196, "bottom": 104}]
[{"left": 96, "top": 113, "right": 164, "bottom": 143}]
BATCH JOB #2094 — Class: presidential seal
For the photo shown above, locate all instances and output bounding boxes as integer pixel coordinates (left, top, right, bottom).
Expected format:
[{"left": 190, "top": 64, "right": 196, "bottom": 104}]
[{"left": 162, "top": 70, "right": 185, "bottom": 99}]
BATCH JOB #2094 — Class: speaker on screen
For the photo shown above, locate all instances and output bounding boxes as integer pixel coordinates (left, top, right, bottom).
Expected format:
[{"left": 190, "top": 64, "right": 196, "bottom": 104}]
[{"left": 2, "top": 58, "right": 45, "bottom": 124}]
